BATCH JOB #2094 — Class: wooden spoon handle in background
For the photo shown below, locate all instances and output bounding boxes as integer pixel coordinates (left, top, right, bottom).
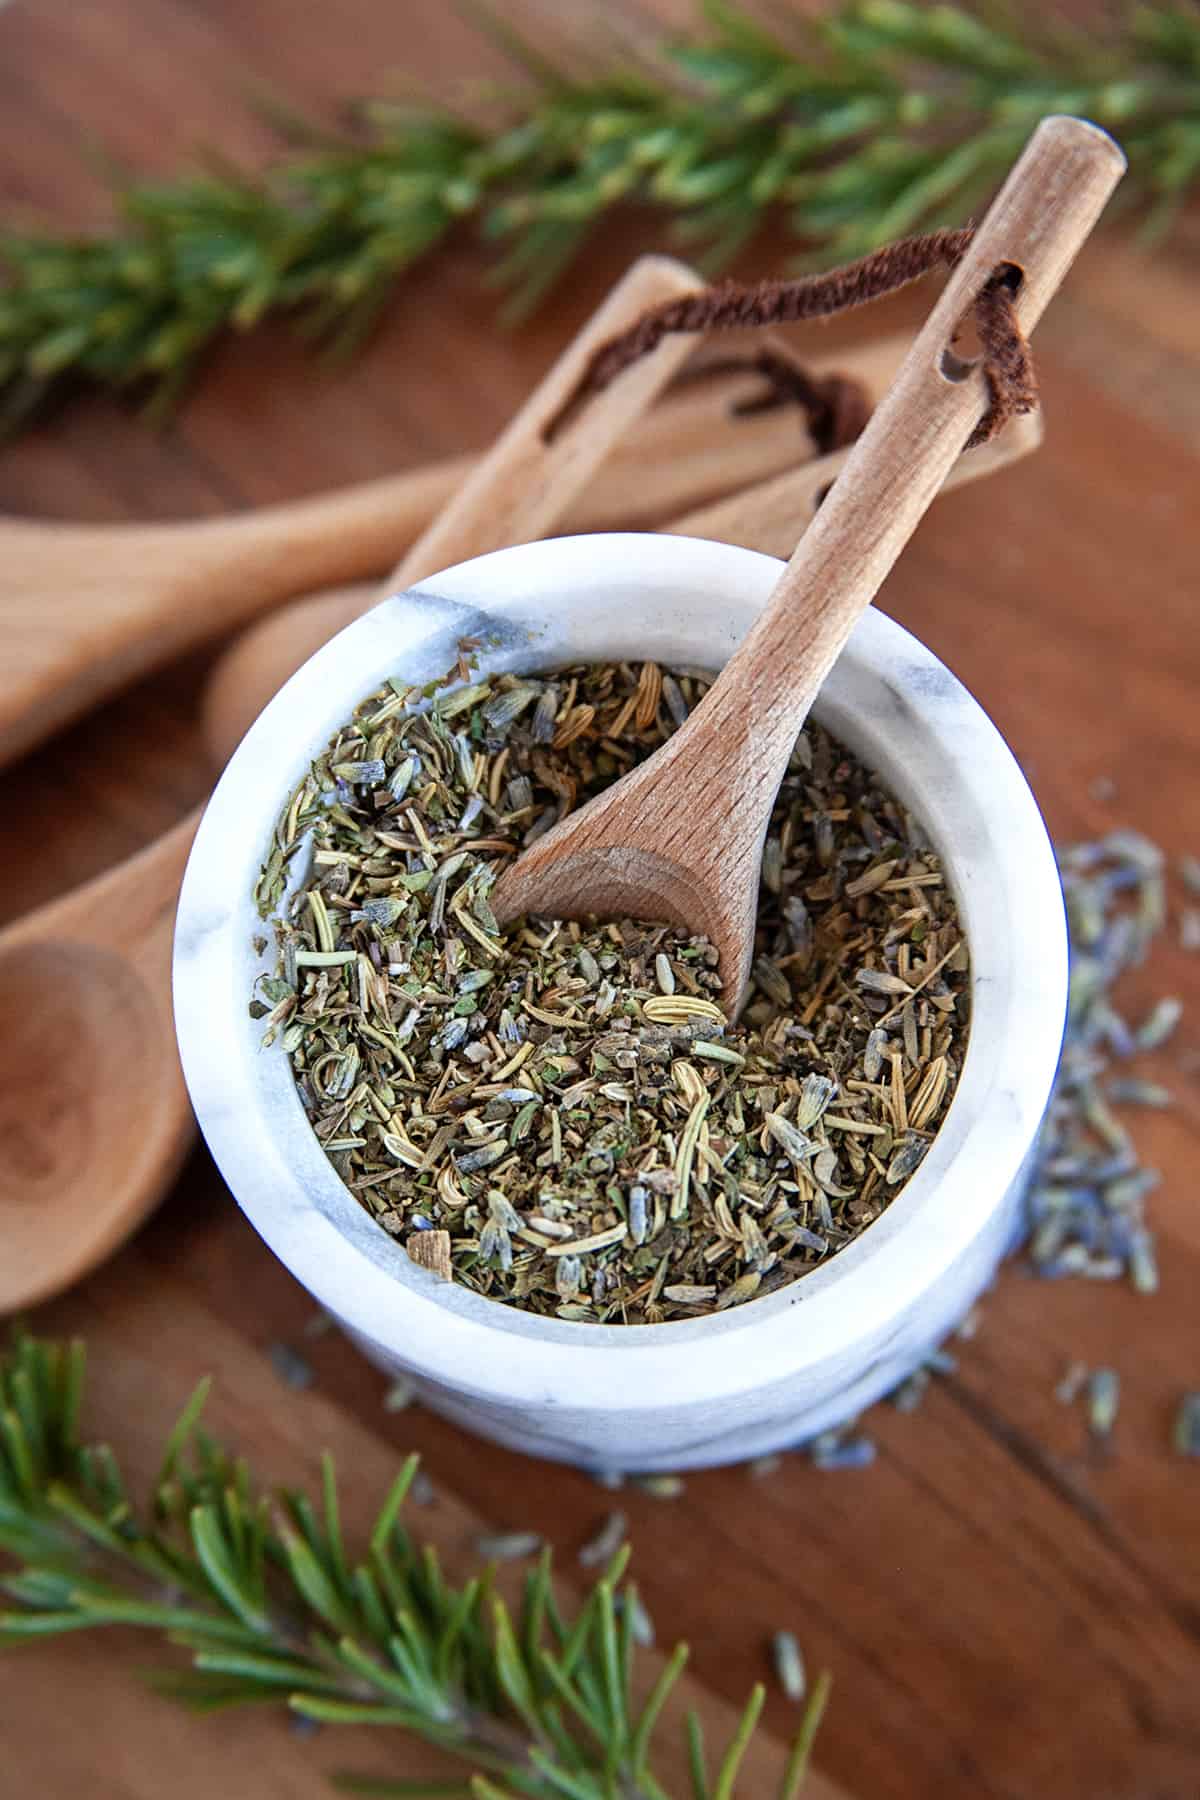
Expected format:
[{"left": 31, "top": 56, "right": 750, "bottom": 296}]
[
  {"left": 702, "top": 120, "right": 1126, "bottom": 782},
  {"left": 4, "top": 262, "right": 803, "bottom": 771},
  {"left": 386, "top": 257, "right": 708, "bottom": 585},
  {"left": 202, "top": 400, "right": 1042, "bottom": 767},
  {"left": 200, "top": 336, "right": 935, "bottom": 767},
  {"left": 0, "top": 378, "right": 796, "bottom": 768},
  {"left": 201, "top": 256, "right": 717, "bottom": 762},
  {"left": 0, "top": 322, "right": 972, "bottom": 776},
  {"left": 668, "top": 401, "right": 1043, "bottom": 556}
]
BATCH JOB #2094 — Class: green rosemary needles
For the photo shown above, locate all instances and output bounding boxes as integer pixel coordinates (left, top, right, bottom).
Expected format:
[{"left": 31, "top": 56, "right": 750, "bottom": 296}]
[
  {"left": 255, "top": 655, "right": 969, "bottom": 1322},
  {"left": 5, "top": 2, "right": 1199, "bottom": 431}
]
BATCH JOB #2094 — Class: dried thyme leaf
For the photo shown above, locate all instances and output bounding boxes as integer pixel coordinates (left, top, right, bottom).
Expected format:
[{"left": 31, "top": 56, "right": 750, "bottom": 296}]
[{"left": 257, "top": 658, "right": 969, "bottom": 1323}]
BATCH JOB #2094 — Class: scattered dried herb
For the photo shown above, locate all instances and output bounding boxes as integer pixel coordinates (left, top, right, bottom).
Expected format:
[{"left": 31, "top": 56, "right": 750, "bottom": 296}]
[
  {"left": 1172, "top": 1392, "right": 1200, "bottom": 1458},
  {"left": 807, "top": 1431, "right": 877, "bottom": 1472},
  {"left": 257, "top": 654, "right": 969, "bottom": 1324},
  {"left": 266, "top": 1341, "right": 315, "bottom": 1391},
  {"left": 771, "top": 1629, "right": 808, "bottom": 1703},
  {"left": 472, "top": 1528, "right": 544, "bottom": 1562},
  {"left": 1054, "top": 1360, "right": 1090, "bottom": 1406},
  {"left": 578, "top": 1510, "right": 628, "bottom": 1569},
  {"left": 1027, "top": 831, "right": 1184, "bottom": 1293},
  {"left": 1087, "top": 1366, "right": 1121, "bottom": 1441},
  {"left": 633, "top": 1473, "right": 687, "bottom": 1500}
]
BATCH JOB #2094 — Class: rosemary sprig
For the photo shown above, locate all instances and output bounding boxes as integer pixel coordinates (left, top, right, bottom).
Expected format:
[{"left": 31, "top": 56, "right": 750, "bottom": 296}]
[
  {"left": 0, "top": 1329, "right": 825, "bottom": 1797},
  {"left": 1, "top": 1, "right": 1198, "bottom": 433}
]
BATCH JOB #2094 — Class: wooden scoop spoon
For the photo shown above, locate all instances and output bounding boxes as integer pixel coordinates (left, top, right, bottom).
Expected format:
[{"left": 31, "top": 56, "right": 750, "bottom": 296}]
[
  {"left": 490, "top": 117, "right": 1126, "bottom": 1008},
  {"left": 0, "top": 254, "right": 708, "bottom": 1314}
]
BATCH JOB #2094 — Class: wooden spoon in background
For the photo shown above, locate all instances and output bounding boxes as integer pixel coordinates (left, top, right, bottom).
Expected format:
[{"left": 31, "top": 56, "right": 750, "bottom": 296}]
[
  {"left": 0, "top": 820, "right": 199, "bottom": 1311},
  {"left": 203, "top": 403, "right": 1042, "bottom": 769},
  {"left": 490, "top": 118, "right": 1126, "bottom": 1007},
  {"left": 0, "top": 252, "right": 711, "bottom": 1314},
  {"left": 0, "top": 347, "right": 821, "bottom": 773}
]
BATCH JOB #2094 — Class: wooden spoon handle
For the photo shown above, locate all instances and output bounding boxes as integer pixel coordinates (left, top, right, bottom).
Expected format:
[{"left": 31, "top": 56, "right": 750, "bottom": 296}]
[
  {"left": 200, "top": 255, "right": 706, "bottom": 764},
  {"left": 202, "top": 397, "right": 1044, "bottom": 770},
  {"left": 705, "top": 115, "right": 1126, "bottom": 772},
  {"left": 387, "top": 255, "right": 705, "bottom": 589},
  {"left": 670, "top": 405, "right": 1042, "bottom": 556},
  {"left": 0, "top": 811, "right": 198, "bottom": 963},
  {"left": 189, "top": 327, "right": 909, "bottom": 609}
]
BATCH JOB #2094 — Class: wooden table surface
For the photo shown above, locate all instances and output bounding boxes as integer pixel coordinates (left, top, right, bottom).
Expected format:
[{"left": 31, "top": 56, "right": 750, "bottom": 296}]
[{"left": 1, "top": 3, "right": 1198, "bottom": 1797}]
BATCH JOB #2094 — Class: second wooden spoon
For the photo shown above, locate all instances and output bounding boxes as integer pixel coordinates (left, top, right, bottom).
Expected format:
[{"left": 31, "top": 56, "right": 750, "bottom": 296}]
[{"left": 0, "top": 335, "right": 802, "bottom": 770}]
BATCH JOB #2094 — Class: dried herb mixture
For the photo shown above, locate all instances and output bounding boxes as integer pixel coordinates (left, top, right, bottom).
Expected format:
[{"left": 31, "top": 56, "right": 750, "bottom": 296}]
[{"left": 254, "top": 654, "right": 969, "bottom": 1323}]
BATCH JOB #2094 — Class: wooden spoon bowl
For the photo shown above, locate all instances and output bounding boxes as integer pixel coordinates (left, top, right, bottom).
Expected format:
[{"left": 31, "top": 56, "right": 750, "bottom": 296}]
[{"left": 0, "top": 823, "right": 195, "bottom": 1312}]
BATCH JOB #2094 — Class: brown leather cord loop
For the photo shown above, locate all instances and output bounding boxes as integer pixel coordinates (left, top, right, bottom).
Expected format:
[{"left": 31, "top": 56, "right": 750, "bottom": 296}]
[
  {"left": 669, "top": 348, "right": 872, "bottom": 455},
  {"left": 547, "top": 227, "right": 1038, "bottom": 449},
  {"left": 965, "top": 276, "right": 1038, "bottom": 448}
]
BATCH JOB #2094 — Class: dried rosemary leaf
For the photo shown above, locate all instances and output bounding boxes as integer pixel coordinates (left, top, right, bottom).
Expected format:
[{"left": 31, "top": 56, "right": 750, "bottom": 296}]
[{"left": 258, "top": 657, "right": 969, "bottom": 1323}]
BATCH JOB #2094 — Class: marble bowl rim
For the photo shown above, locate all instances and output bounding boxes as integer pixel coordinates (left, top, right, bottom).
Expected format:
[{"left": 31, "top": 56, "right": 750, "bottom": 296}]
[{"left": 174, "top": 531, "right": 1067, "bottom": 1412}]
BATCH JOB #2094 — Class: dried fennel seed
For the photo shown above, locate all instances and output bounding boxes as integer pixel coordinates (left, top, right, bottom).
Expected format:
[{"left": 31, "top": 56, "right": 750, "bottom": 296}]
[{"left": 255, "top": 656, "right": 969, "bottom": 1323}]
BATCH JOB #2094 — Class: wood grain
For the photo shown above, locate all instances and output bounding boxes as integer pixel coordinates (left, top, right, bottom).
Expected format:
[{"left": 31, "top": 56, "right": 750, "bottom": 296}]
[
  {"left": 0, "top": 4, "right": 1198, "bottom": 1799},
  {"left": 15, "top": 1254, "right": 848, "bottom": 1800},
  {"left": 0, "top": 372, "right": 817, "bottom": 768}
]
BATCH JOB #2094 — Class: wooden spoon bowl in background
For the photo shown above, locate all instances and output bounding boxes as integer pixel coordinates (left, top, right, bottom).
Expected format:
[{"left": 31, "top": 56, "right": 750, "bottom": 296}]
[{"left": 0, "top": 822, "right": 196, "bottom": 1312}]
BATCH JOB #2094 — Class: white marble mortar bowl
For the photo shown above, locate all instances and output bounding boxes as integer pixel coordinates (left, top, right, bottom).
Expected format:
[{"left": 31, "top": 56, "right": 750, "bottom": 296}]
[{"left": 175, "top": 533, "right": 1067, "bottom": 1472}]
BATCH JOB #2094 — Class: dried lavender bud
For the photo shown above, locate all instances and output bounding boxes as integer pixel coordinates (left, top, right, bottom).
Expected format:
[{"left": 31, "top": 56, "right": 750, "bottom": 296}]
[
  {"left": 1088, "top": 1367, "right": 1120, "bottom": 1438},
  {"left": 771, "top": 1630, "right": 807, "bottom": 1702},
  {"left": 258, "top": 660, "right": 969, "bottom": 1325}
]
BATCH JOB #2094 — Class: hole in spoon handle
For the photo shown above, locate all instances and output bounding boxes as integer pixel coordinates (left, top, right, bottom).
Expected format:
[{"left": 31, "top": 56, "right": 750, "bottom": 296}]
[{"left": 939, "top": 262, "right": 1024, "bottom": 383}]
